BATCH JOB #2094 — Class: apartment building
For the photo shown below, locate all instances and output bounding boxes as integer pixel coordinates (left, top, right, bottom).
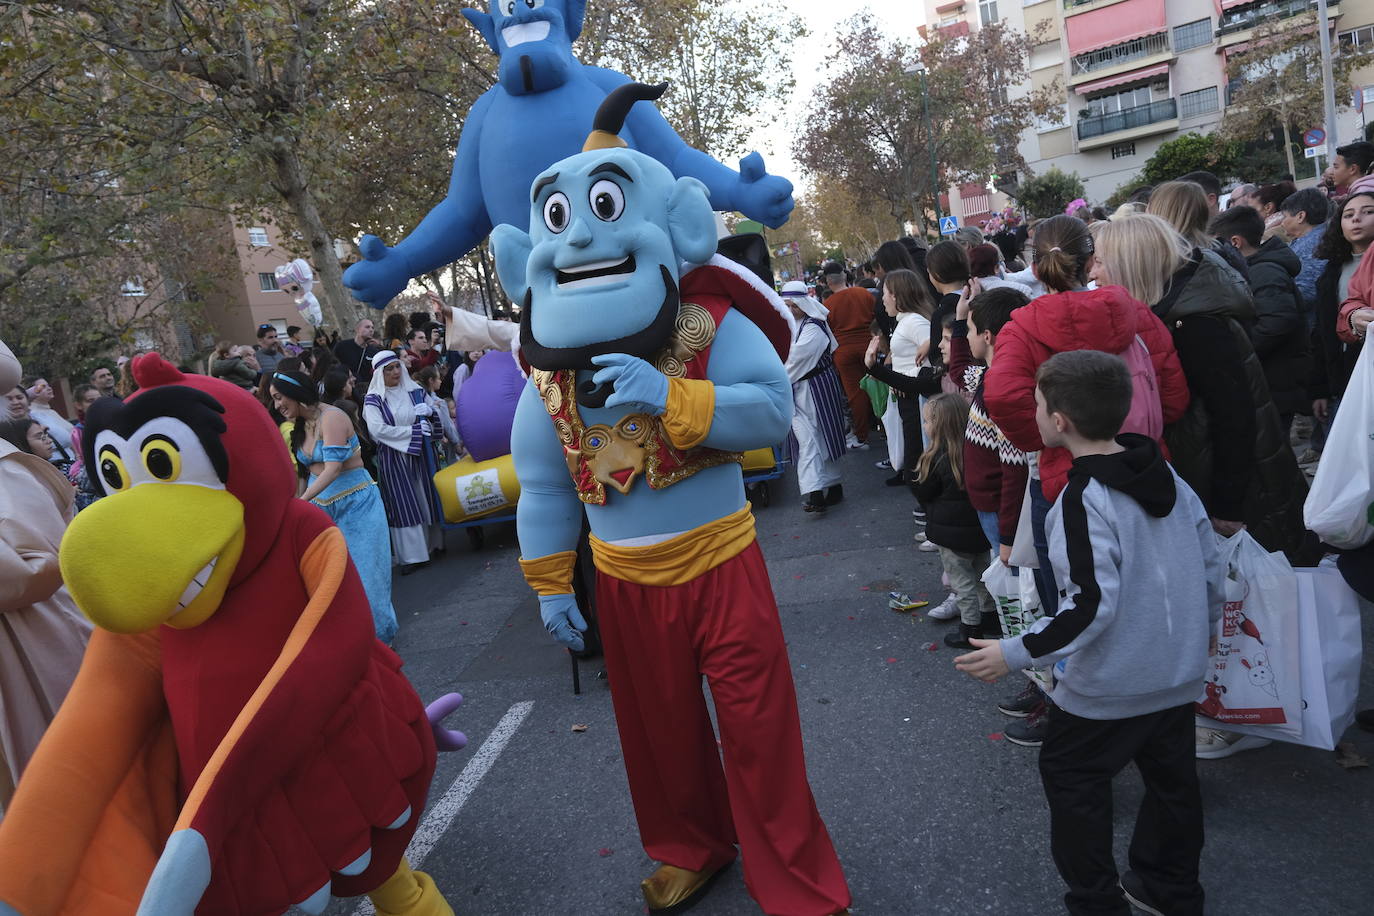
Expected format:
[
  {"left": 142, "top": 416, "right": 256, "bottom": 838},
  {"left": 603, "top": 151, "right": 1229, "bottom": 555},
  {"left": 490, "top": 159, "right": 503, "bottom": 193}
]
[
  {"left": 109, "top": 219, "right": 310, "bottom": 366},
  {"left": 924, "top": 0, "right": 1374, "bottom": 212},
  {"left": 203, "top": 222, "right": 309, "bottom": 344}
]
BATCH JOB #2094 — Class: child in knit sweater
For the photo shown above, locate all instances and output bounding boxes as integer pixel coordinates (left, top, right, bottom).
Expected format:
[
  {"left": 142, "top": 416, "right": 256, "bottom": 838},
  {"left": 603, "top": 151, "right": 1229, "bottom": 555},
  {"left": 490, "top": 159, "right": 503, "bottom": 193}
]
[{"left": 945, "top": 282, "right": 1031, "bottom": 563}]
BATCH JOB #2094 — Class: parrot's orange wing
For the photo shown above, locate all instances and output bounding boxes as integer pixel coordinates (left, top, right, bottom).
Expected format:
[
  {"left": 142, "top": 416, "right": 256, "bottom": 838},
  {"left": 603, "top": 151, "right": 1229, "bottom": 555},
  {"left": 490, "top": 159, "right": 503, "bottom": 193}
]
[{"left": 0, "top": 628, "right": 178, "bottom": 916}]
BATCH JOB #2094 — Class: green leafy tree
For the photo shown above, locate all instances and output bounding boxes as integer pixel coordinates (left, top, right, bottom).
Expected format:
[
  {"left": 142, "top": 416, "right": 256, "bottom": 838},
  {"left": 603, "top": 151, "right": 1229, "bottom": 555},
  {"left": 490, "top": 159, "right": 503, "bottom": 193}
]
[
  {"left": 795, "top": 12, "right": 1059, "bottom": 234},
  {"left": 582, "top": 0, "right": 800, "bottom": 162},
  {"left": 1141, "top": 133, "right": 1241, "bottom": 185},
  {"left": 1013, "top": 168, "right": 1086, "bottom": 219},
  {"left": 3, "top": 0, "right": 803, "bottom": 376},
  {"left": 1223, "top": 18, "right": 1371, "bottom": 178},
  {"left": 2, "top": 0, "right": 492, "bottom": 339},
  {"left": 784, "top": 175, "right": 905, "bottom": 266}
]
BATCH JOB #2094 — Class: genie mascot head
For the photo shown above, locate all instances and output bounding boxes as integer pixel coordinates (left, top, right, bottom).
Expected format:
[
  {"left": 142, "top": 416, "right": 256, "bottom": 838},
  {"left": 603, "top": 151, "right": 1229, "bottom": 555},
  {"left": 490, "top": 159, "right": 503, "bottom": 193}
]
[
  {"left": 463, "top": 0, "right": 586, "bottom": 95},
  {"left": 490, "top": 83, "right": 718, "bottom": 395}
]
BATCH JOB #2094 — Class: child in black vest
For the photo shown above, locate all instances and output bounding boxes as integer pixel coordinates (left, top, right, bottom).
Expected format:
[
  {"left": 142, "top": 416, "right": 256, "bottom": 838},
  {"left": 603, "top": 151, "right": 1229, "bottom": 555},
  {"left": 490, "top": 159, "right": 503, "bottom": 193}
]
[{"left": 911, "top": 393, "right": 999, "bottom": 649}]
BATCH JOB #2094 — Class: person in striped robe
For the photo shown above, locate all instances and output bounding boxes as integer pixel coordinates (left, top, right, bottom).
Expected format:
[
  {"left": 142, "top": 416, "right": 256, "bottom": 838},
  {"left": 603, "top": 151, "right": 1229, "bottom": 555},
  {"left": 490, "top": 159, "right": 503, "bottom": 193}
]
[
  {"left": 780, "top": 281, "right": 847, "bottom": 513},
  {"left": 363, "top": 350, "right": 443, "bottom": 574}
]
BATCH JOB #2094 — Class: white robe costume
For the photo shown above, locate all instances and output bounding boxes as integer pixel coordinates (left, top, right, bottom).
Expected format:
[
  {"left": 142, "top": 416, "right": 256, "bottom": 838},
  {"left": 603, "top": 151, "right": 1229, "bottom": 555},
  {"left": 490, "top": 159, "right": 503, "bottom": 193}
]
[
  {"left": 781, "top": 283, "right": 847, "bottom": 497},
  {"left": 363, "top": 351, "right": 443, "bottom": 565}
]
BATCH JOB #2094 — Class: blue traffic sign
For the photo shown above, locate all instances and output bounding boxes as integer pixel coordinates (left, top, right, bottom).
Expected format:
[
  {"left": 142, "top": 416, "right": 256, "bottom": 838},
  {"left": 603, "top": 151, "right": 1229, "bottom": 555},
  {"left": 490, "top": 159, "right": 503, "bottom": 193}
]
[
  {"left": 939, "top": 216, "right": 960, "bottom": 235},
  {"left": 1303, "top": 127, "right": 1326, "bottom": 148}
]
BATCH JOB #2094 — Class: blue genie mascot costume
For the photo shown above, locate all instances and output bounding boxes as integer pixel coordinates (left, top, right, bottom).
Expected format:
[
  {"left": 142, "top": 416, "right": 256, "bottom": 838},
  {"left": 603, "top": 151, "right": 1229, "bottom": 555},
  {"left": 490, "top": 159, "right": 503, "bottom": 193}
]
[
  {"left": 492, "top": 83, "right": 851, "bottom": 916},
  {"left": 343, "top": 0, "right": 794, "bottom": 310}
]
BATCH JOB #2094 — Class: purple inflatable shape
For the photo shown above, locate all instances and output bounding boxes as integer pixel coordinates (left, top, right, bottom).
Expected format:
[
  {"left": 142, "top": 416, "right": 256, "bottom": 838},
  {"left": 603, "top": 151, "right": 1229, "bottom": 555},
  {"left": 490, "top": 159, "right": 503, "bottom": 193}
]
[{"left": 456, "top": 350, "right": 523, "bottom": 462}]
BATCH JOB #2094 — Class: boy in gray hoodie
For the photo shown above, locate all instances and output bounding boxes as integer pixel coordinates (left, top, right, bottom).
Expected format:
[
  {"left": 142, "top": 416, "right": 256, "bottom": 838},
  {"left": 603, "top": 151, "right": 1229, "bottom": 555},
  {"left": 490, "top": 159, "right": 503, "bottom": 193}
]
[{"left": 956, "top": 349, "right": 1224, "bottom": 916}]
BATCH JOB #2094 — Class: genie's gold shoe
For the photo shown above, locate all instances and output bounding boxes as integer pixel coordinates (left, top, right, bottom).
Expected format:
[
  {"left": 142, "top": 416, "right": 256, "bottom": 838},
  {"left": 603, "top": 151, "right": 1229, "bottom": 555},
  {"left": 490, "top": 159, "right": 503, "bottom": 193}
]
[{"left": 639, "top": 861, "right": 729, "bottom": 912}]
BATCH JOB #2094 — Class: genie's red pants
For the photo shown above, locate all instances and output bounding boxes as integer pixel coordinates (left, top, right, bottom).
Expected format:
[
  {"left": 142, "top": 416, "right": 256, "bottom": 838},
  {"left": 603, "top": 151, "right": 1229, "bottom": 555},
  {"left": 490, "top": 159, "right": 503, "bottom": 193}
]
[{"left": 595, "top": 540, "right": 850, "bottom": 916}]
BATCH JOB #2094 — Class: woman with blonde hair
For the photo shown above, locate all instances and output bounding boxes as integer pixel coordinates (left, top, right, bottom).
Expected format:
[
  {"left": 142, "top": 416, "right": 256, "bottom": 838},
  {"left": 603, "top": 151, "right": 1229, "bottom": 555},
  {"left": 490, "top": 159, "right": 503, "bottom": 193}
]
[
  {"left": 1095, "top": 213, "right": 1317, "bottom": 761},
  {"left": 1148, "top": 180, "right": 1250, "bottom": 278},
  {"left": 1092, "top": 213, "right": 1312, "bottom": 557}
]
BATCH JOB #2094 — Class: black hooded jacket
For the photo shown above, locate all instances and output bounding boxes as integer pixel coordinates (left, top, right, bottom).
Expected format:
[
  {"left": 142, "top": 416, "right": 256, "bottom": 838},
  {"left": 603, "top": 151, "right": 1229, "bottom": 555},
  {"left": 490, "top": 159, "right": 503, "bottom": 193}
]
[
  {"left": 911, "top": 453, "right": 991, "bottom": 555},
  {"left": 1244, "top": 238, "right": 1309, "bottom": 416},
  {"left": 1153, "top": 248, "right": 1316, "bottom": 564}
]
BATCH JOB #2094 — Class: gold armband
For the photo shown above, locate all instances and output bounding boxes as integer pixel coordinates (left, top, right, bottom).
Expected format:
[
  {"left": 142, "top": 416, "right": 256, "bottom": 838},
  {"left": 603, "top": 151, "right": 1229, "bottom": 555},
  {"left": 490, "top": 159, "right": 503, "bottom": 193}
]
[
  {"left": 661, "top": 377, "right": 715, "bottom": 450},
  {"left": 518, "top": 551, "right": 578, "bottom": 597}
]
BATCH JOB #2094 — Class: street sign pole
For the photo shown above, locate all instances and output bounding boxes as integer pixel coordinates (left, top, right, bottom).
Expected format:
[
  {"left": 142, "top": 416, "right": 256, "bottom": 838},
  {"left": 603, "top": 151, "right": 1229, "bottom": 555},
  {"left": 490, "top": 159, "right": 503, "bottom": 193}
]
[{"left": 1318, "top": 0, "right": 1339, "bottom": 150}]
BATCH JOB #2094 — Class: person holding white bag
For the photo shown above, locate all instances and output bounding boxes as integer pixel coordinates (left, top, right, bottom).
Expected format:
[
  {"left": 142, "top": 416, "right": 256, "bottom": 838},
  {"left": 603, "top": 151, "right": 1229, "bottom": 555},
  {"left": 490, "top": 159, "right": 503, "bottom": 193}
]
[
  {"left": 956, "top": 351, "right": 1223, "bottom": 916},
  {"left": 1306, "top": 213, "right": 1374, "bottom": 733}
]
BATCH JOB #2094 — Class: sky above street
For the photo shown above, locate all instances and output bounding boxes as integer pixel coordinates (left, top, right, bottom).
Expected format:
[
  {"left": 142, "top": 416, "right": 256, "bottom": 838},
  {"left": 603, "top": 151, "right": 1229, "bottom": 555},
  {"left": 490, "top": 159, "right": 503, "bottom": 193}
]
[{"left": 745, "top": 1, "right": 928, "bottom": 193}]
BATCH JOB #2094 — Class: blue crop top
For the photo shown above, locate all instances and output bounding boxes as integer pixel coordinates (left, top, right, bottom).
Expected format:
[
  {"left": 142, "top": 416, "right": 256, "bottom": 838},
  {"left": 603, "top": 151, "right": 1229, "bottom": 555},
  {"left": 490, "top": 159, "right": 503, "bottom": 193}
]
[{"left": 296, "top": 434, "right": 361, "bottom": 467}]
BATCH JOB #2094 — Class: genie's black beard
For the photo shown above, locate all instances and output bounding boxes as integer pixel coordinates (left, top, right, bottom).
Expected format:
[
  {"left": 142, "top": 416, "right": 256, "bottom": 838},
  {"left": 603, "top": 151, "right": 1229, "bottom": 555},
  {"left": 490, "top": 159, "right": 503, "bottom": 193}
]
[{"left": 520, "top": 264, "right": 679, "bottom": 408}]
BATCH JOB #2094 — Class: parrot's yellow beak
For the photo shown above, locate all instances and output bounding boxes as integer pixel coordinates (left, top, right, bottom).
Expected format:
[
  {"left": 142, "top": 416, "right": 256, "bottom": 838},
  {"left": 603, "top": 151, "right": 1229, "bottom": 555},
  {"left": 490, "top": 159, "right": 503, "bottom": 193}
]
[{"left": 60, "top": 484, "right": 245, "bottom": 634}]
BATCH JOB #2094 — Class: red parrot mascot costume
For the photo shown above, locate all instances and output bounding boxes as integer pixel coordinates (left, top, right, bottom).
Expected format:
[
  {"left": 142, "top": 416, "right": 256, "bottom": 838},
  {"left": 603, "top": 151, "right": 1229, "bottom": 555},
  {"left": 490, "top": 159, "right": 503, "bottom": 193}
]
[{"left": 0, "top": 355, "right": 455, "bottom": 916}]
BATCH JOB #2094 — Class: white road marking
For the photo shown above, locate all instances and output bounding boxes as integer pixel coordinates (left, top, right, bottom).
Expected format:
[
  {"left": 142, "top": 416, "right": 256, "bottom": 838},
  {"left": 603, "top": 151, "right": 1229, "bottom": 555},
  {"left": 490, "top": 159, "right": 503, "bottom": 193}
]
[{"left": 352, "top": 700, "right": 535, "bottom": 914}]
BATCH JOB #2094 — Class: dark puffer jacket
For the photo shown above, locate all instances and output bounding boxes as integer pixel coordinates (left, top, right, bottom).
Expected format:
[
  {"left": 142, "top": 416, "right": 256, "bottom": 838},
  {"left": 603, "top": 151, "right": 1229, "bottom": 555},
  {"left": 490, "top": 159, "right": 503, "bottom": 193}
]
[
  {"left": 1154, "top": 248, "right": 1316, "bottom": 564},
  {"left": 1244, "top": 238, "right": 1310, "bottom": 417},
  {"left": 911, "top": 453, "right": 990, "bottom": 555}
]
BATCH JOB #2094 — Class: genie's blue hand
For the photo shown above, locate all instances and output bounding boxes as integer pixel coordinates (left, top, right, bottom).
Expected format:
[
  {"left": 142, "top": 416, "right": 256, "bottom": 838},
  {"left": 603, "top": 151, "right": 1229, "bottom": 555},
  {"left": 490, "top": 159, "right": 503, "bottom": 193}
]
[
  {"left": 735, "top": 152, "right": 795, "bottom": 229},
  {"left": 136, "top": 829, "right": 212, "bottom": 916},
  {"left": 591, "top": 353, "right": 669, "bottom": 415},
  {"left": 539, "top": 594, "right": 587, "bottom": 652},
  {"left": 343, "top": 235, "right": 411, "bottom": 310}
]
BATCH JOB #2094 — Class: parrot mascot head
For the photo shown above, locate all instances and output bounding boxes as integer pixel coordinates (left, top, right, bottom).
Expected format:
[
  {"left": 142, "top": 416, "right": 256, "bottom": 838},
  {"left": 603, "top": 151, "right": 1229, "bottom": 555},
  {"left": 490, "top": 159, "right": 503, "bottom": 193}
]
[
  {"left": 276, "top": 258, "right": 323, "bottom": 327},
  {"left": 489, "top": 82, "right": 722, "bottom": 405},
  {"left": 461, "top": 0, "right": 587, "bottom": 95},
  {"left": 60, "top": 354, "right": 296, "bottom": 633}
]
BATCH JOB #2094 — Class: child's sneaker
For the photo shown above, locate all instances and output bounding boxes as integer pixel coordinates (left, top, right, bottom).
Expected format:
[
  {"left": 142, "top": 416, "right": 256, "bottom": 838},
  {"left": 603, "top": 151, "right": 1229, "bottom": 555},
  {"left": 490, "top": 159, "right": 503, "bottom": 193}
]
[
  {"left": 888, "top": 592, "right": 930, "bottom": 612},
  {"left": 997, "top": 681, "right": 1041, "bottom": 718},
  {"left": 1195, "top": 727, "right": 1271, "bottom": 759},
  {"left": 1004, "top": 700, "right": 1049, "bottom": 747},
  {"left": 918, "top": 539, "right": 939, "bottom": 552},
  {"left": 926, "top": 593, "right": 959, "bottom": 620}
]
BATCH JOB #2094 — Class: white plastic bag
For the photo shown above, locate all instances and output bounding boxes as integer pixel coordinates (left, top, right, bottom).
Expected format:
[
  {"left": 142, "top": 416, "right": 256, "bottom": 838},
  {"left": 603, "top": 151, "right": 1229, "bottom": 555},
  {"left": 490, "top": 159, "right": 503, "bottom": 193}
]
[
  {"left": 882, "top": 395, "right": 904, "bottom": 473},
  {"left": 1214, "top": 568, "right": 1363, "bottom": 750},
  {"left": 983, "top": 561, "right": 1052, "bottom": 691},
  {"left": 1194, "top": 531, "right": 1303, "bottom": 740},
  {"left": 1304, "top": 338, "right": 1374, "bottom": 548}
]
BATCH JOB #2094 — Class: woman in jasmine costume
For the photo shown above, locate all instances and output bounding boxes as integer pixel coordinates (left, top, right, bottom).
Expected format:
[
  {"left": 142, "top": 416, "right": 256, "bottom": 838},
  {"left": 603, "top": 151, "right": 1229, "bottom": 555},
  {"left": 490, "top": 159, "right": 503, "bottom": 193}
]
[
  {"left": 269, "top": 369, "right": 398, "bottom": 643},
  {"left": 363, "top": 350, "right": 443, "bottom": 574}
]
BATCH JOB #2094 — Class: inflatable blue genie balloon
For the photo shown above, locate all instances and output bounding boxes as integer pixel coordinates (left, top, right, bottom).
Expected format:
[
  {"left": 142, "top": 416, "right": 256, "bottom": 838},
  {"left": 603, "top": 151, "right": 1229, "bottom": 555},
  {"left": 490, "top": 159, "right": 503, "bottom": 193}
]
[{"left": 343, "top": 0, "right": 795, "bottom": 310}]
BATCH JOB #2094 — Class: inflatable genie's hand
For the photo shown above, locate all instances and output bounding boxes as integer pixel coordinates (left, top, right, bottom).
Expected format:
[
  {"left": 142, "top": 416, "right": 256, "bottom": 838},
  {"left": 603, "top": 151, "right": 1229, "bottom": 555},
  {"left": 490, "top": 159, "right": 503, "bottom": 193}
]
[
  {"left": 343, "top": 0, "right": 794, "bottom": 310},
  {"left": 275, "top": 258, "right": 324, "bottom": 327}
]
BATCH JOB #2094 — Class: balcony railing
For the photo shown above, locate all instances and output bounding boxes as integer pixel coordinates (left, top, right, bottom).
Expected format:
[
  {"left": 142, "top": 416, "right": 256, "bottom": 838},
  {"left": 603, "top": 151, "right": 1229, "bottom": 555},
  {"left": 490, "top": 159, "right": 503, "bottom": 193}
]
[
  {"left": 1077, "top": 98, "right": 1178, "bottom": 139},
  {"left": 1064, "top": 0, "right": 1099, "bottom": 7},
  {"left": 1070, "top": 31, "right": 1170, "bottom": 76},
  {"left": 1217, "top": 0, "right": 1320, "bottom": 37}
]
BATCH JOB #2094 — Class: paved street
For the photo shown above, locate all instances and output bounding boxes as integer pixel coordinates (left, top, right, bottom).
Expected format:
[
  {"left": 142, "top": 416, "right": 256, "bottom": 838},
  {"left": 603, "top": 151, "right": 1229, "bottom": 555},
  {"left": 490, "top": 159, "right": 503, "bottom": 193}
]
[{"left": 330, "top": 447, "right": 1374, "bottom": 916}]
